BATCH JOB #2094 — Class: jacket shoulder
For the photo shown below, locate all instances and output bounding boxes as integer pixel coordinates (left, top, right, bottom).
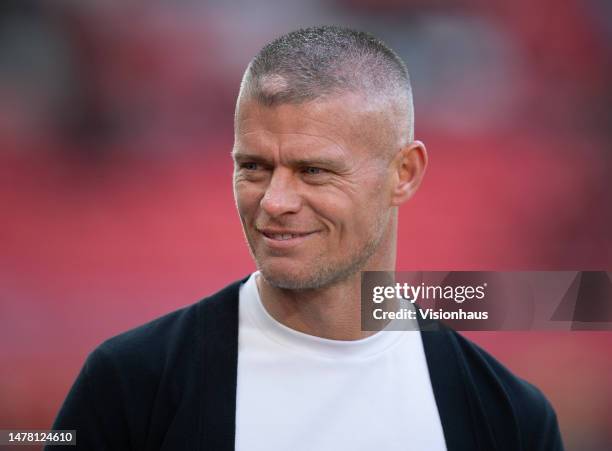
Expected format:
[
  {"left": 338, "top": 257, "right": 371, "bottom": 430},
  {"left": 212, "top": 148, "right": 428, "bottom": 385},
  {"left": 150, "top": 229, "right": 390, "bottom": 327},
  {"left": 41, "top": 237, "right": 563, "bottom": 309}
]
[
  {"left": 48, "top": 278, "right": 245, "bottom": 450},
  {"left": 96, "top": 300, "right": 198, "bottom": 374},
  {"left": 94, "top": 277, "right": 245, "bottom": 374},
  {"left": 448, "top": 331, "right": 564, "bottom": 450}
]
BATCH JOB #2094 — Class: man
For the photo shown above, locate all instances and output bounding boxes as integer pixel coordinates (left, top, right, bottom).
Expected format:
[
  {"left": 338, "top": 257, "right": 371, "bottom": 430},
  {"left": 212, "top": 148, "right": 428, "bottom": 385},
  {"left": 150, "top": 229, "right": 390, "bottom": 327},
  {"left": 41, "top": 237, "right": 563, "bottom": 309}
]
[{"left": 49, "top": 26, "right": 564, "bottom": 450}]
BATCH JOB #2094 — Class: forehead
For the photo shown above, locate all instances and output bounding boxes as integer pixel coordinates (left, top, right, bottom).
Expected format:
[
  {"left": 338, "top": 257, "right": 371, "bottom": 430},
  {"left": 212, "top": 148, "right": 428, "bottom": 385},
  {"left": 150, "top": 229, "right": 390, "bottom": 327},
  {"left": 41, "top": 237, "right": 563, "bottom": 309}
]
[{"left": 234, "top": 94, "right": 391, "bottom": 160}]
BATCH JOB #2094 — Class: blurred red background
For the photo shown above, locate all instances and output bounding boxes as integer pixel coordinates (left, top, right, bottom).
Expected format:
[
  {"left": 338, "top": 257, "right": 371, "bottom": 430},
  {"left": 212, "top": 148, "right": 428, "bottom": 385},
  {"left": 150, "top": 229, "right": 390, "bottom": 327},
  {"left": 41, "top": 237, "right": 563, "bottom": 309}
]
[{"left": 1, "top": 1, "right": 610, "bottom": 450}]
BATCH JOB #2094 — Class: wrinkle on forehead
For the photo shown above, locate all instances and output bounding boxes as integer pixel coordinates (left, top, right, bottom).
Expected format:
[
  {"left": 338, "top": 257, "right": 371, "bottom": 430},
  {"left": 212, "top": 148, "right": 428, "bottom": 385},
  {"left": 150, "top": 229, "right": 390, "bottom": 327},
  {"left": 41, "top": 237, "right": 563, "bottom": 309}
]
[
  {"left": 241, "top": 130, "right": 347, "bottom": 154},
  {"left": 235, "top": 130, "right": 353, "bottom": 169}
]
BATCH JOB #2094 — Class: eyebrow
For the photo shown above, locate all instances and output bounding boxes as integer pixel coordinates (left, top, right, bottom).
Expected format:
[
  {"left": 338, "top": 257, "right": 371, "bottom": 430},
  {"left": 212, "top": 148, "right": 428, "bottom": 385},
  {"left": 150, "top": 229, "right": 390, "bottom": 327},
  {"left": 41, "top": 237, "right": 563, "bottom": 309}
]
[
  {"left": 232, "top": 152, "right": 348, "bottom": 172},
  {"left": 232, "top": 152, "right": 270, "bottom": 165}
]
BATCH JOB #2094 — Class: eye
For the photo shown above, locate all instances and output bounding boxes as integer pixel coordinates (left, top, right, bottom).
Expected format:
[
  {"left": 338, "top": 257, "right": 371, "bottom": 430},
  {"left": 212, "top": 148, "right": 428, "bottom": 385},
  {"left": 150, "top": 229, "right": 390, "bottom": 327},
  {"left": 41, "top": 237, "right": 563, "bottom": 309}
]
[
  {"left": 303, "top": 166, "right": 325, "bottom": 175},
  {"left": 240, "top": 162, "right": 260, "bottom": 171}
]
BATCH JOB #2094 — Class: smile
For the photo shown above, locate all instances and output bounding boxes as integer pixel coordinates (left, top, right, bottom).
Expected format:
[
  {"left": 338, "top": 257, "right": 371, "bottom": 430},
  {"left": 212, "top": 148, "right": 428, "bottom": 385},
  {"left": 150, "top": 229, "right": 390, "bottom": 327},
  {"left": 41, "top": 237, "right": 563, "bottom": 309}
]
[
  {"left": 258, "top": 229, "right": 318, "bottom": 248},
  {"left": 263, "top": 232, "right": 310, "bottom": 240}
]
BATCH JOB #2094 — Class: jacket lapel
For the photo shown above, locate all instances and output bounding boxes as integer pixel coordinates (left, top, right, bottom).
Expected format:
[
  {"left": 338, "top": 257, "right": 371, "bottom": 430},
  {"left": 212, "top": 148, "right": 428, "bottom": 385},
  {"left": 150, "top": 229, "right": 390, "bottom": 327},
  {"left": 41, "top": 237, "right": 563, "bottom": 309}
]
[
  {"left": 197, "top": 278, "right": 244, "bottom": 451},
  {"left": 420, "top": 328, "right": 482, "bottom": 450}
]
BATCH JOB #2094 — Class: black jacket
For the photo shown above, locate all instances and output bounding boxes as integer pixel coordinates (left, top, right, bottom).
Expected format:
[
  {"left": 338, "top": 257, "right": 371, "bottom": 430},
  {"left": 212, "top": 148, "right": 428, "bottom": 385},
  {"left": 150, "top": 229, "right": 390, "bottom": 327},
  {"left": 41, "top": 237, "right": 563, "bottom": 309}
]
[{"left": 48, "top": 277, "right": 564, "bottom": 450}]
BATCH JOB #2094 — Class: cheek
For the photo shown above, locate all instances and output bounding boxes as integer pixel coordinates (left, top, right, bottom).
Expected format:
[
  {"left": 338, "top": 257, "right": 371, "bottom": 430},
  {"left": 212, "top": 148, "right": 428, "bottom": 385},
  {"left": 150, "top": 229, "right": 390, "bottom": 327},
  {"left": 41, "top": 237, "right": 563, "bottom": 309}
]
[
  {"left": 306, "top": 191, "right": 367, "bottom": 239},
  {"left": 234, "top": 181, "right": 262, "bottom": 218},
  {"left": 329, "top": 190, "right": 386, "bottom": 240}
]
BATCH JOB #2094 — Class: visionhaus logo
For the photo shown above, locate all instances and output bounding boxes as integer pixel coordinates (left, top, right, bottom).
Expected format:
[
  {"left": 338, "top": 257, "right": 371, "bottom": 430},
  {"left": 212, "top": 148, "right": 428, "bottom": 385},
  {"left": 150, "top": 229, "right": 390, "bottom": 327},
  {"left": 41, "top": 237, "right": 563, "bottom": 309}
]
[{"left": 361, "top": 271, "right": 612, "bottom": 331}]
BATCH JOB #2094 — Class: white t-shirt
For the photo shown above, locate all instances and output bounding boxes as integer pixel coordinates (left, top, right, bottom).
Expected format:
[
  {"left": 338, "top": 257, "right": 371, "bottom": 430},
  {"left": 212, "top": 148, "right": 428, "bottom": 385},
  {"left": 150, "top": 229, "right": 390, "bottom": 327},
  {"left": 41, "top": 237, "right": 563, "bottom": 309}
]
[{"left": 235, "top": 272, "right": 447, "bottom": 451}]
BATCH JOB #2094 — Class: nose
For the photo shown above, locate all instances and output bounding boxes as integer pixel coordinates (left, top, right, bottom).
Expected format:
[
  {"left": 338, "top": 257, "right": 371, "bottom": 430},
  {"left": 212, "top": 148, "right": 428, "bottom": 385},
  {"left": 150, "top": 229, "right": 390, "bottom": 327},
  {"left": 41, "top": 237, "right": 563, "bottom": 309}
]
[{"left": 260, "top": 168, "right": 302, "bottom": 217}]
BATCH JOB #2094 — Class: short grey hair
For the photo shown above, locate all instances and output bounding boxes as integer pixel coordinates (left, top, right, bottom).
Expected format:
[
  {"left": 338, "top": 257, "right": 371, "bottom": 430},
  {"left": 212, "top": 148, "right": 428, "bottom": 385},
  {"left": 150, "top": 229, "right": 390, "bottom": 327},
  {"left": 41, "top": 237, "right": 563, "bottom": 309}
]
[{"left": 238, "top": 25, "right": 415, "bottom": 145}]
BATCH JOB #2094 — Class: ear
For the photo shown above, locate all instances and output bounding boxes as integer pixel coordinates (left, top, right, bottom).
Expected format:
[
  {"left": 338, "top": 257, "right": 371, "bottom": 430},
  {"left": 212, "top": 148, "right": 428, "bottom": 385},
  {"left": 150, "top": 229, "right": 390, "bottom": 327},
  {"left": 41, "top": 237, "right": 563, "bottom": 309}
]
[{"left": 390, "top": 140, "right": 428, "bottom": 206}]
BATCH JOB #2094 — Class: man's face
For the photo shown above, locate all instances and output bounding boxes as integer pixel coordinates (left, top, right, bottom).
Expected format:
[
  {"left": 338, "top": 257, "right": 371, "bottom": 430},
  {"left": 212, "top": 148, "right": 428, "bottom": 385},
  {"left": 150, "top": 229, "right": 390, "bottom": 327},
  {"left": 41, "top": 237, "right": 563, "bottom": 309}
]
[{"left": 232, "top": 94, "right": 396, "bottom": 290}]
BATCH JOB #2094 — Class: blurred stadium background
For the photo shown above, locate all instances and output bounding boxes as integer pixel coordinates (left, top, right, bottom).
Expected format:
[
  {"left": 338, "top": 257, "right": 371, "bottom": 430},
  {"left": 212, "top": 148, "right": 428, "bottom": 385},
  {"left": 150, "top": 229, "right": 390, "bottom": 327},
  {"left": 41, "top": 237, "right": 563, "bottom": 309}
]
[{"left": 0, "top": 0, "right": 610, "bottom": 449}]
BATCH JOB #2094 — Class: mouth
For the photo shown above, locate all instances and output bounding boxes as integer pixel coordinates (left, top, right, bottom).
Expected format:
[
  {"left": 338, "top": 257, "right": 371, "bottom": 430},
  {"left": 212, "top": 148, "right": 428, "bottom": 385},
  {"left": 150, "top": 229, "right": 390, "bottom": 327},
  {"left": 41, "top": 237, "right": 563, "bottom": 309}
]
[
  {"left": 257, "top": 228, "right": 319, "bottom": 248},
  {"left": 262, "top": 231, "right": 311, "bottom": 240}
]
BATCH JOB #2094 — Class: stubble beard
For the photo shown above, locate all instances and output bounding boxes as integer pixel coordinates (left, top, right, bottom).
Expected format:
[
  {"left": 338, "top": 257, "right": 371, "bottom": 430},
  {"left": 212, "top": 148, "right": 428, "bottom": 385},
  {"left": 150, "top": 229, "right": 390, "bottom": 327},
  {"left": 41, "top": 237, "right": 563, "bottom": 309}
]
[{"left": 244, "top": 211, "right": 390, "bottom": 291}]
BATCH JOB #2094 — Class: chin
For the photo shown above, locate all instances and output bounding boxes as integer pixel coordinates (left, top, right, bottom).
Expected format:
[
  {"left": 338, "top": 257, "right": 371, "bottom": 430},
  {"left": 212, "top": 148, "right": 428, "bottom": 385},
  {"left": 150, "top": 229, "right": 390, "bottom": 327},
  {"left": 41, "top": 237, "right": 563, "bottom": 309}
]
[
  {"left": 257, "top": 261, "right": 315, "bottom": 290},
  {"left": 257, "top": 258, "right": 356, "bottom": 291}
]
